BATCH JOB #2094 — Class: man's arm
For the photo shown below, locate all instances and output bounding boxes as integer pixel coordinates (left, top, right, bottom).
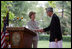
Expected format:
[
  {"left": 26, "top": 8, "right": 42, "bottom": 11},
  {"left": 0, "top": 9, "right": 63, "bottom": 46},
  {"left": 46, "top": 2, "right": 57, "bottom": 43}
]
[{"left": 43, "top": 25, "right": 50, "bottom": 32}]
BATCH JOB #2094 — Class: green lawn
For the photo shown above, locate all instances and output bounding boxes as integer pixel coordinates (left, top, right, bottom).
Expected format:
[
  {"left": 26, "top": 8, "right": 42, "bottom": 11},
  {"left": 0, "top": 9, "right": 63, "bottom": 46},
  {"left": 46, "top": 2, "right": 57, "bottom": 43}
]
[{"left": 38, "top": 40, "right": 71, "bottom": 48}]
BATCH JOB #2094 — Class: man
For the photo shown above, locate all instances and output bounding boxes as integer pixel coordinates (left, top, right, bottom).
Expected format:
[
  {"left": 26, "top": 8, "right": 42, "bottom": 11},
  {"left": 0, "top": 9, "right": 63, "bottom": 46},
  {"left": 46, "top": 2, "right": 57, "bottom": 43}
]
[{"left": 35, "top": 7, "right": 62, "bottom": 48}]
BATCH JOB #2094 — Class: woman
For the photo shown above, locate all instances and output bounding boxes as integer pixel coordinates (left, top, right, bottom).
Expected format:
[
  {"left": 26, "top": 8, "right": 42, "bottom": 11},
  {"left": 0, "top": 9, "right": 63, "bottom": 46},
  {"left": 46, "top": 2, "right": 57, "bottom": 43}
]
[{"left": 27, "top": 11, "right": 39, "bottom": 48}]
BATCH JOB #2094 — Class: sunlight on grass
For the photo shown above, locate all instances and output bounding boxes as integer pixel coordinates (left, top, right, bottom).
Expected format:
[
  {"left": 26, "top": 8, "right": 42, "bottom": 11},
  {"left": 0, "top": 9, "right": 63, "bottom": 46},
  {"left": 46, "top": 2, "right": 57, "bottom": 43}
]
[{"left": 38, "top": 40, "right": 71, "bottom": 48}]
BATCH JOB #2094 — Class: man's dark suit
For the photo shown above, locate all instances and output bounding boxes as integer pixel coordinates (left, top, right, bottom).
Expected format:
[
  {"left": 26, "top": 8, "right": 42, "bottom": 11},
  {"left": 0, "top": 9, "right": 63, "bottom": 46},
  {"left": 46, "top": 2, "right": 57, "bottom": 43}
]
[{"left": 43, "top": 13, "right": 62, "bottom": 42}]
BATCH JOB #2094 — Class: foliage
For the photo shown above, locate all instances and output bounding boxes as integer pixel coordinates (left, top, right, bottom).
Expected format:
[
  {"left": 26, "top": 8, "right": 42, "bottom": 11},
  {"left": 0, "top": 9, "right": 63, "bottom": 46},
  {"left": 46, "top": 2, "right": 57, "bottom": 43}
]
[
  {"left": 1, "top": 1, "right": 15, "bottom": 30},
  {"left": 1, "top": 1, "right": 71, "bottom": 35},
  {"left": 56, "top": 1, "right": 71, "bottom": 35},
  {"left": 39, "top": 34, "right": 71, "bottom": 42}
]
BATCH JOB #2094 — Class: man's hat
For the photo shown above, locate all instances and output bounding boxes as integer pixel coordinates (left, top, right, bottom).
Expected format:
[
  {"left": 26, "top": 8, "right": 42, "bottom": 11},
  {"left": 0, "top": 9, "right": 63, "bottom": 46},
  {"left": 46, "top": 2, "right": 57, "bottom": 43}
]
[{"left": 45, "top": 7, "right": 53, "bottom": 12}]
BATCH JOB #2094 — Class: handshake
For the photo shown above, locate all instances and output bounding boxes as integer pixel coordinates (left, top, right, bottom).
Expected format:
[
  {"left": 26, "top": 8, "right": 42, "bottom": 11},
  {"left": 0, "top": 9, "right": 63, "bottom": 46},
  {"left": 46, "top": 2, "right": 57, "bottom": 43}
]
[{"left": 34, "top": 29, "right": 44, "bottom": 32}]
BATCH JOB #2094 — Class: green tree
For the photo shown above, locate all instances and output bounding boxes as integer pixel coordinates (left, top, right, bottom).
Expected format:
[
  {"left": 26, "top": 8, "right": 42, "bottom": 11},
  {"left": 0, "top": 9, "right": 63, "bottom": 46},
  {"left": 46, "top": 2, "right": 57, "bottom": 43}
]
[
  {"left": 56, "top": 1, "right": 71, "bottom": 35},
  {"left": 8, "top": 1, "right": 38, "bottom": 27},
  {"left": 1, "top": 1, "right": 15, "bottom": 30}
]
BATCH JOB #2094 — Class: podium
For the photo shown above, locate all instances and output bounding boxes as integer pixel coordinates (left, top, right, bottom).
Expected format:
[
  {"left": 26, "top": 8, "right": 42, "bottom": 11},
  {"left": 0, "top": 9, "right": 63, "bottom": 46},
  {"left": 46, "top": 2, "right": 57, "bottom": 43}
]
[{"left": 6, "top": 27, "right": 36, "bottom": 48}]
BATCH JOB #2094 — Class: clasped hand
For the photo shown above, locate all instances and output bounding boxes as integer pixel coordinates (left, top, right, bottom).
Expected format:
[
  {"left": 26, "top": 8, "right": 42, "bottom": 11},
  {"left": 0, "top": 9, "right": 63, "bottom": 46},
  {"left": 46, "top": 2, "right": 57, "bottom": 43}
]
[{"left": 34, "top": 29, "right": 44, "bottom": 32}]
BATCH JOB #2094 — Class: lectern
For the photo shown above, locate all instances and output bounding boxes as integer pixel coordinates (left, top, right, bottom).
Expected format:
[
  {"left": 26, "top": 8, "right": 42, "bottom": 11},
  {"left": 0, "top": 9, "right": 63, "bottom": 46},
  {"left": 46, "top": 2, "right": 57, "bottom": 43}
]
[{"left": 6, "top": 27, "right": 36, "bottom": 48}]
